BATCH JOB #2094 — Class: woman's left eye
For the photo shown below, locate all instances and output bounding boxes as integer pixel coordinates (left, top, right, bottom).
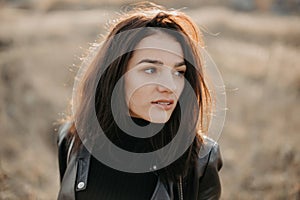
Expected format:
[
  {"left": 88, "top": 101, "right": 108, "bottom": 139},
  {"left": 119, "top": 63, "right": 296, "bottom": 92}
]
[{"left": 174, "top": 70, "right": 185, "bottom": 77}]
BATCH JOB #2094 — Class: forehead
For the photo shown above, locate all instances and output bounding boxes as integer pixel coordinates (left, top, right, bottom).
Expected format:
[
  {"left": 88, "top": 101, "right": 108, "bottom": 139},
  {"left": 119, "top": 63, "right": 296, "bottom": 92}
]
[
  {"left": 135, "top": 32, "right": 183, "bottom": 56},
  {"left": 128, "top": 32, "right": 184, "bottom": 67}
]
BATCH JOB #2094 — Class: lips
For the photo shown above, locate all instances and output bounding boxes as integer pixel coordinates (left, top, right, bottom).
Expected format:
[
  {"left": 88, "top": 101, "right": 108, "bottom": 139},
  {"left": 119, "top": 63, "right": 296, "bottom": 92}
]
[{"left": 151, "top": 99, "right": 174, "bottom": 110}]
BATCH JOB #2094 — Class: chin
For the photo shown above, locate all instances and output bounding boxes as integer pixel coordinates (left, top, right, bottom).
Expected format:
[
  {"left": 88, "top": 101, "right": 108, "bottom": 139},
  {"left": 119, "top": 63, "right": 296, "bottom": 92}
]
[{"left": 148, "top": 114, "right": 171, "bottom": 124}]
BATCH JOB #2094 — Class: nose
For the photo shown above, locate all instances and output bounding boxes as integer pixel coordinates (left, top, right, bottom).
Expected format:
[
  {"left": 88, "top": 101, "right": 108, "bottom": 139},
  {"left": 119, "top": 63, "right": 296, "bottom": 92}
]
[{"left": 156, "top": 72, "right": 177, "bottom": 93}]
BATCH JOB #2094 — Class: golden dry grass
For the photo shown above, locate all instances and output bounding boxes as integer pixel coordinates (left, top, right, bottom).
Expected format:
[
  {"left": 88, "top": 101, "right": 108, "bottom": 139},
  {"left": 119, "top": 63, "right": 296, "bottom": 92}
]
[{"left": 0, "top": 2, "right": 299, "bottom": 200}]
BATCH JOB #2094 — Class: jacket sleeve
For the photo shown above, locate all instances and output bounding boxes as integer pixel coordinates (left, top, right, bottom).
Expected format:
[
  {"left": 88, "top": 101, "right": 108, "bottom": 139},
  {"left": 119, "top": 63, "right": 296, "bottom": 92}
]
[
  {"left": 197, "top": 141, "right": 223, "bottom": 200},
  {"left": 57, "top": 122, "right": 73, "bottom": 183}
]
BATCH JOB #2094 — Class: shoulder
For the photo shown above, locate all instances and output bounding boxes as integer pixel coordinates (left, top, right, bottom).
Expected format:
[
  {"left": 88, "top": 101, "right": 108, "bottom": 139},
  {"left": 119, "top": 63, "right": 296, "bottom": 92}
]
[
  {"left": 196, "top": 136, "right": 223, "bottom": 199},
  {"left": 57, "top": 121, "right": 74, "bottom": 182},
  {"left": 196, "top": 136, "right": 223, "bottom": 176}
]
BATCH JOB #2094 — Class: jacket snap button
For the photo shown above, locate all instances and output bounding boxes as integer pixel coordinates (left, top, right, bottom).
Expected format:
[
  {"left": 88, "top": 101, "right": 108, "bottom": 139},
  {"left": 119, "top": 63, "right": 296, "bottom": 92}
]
[{"left": 77, "top": 182, "right": 85, "bottom": 189}]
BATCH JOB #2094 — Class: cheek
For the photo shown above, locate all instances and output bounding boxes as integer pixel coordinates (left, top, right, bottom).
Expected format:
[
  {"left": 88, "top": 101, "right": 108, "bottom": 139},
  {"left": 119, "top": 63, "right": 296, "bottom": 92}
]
[
  {"left": 129, "top": 86, "right": 151, "bottom": 103},
  {"left": 129, "top": 90, "right": 143, "bottom": 105},
  {"left": 124, "top": 75, "right": 138, "bottom": 105},
  {"left": 175, "top": 80, "right": 185, "bottom": 99},
  {"left": 125, "top": 70, "right": 153, "bottom": 105},
  {"left": 127, "top": 88, "right": 150, "bottom": 117},
  {"left": 126, "top": 85, "right": 148, "bottom": 110}
]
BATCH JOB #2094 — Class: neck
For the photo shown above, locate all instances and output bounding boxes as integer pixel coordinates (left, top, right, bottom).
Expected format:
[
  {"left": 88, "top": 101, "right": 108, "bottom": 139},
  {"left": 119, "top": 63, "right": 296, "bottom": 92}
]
[{"left": 129, "top": 116, "right": 151, "bottom": 127}]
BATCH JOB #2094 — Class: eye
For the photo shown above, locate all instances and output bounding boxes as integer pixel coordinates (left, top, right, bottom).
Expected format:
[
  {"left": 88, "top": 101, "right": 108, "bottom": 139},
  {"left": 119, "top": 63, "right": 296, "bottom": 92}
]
[
  {"left": 144, "top": 67, "right": 157, "bottom": 74},
  {"left": 174, "top": 70, "right": 185, "bottom": 77}
]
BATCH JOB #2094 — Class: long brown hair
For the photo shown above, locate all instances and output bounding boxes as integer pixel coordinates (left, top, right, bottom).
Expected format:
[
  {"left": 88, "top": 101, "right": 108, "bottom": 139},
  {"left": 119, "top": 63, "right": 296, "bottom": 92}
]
[{"left": 64, "top": 2, "right": 211, "bottom": 182}]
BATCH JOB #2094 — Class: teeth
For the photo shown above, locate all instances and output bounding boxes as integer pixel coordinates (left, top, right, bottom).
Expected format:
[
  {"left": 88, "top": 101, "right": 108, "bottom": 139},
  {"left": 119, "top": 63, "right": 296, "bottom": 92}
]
[{"left": 157, "top": 102, "right": 170, "bottom": 105}]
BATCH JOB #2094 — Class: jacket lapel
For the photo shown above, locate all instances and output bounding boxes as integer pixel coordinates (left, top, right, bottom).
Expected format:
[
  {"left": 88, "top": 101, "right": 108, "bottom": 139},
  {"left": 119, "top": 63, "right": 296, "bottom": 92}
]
[{"left": 57, "top": 150, "right": 77, "bottom": 200}]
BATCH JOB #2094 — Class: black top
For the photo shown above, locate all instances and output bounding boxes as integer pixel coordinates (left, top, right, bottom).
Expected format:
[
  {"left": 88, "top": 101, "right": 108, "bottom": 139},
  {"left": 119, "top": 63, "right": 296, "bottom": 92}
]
[
  {"left": 76, "top": 155, "right": 158, "bottom": 200},
  {"left": 76, "top": 117, "right": 159, "bottom": 200}
]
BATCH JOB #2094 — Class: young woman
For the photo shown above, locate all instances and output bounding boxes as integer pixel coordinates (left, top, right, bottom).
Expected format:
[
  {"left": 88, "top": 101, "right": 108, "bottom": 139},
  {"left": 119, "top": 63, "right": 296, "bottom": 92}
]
[{"left": 57, "top": 2, "right": 223, "bottom": 200}]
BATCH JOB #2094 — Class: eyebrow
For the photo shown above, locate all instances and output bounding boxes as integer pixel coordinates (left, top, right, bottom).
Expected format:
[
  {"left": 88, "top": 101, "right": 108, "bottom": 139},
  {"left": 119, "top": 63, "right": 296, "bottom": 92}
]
[{"left": 137, "top": 59, "right": 186, "bottom": 68}]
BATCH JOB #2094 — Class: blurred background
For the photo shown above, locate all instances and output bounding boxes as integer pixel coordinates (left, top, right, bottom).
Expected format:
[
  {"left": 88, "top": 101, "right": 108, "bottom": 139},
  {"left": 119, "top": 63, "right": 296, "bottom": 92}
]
[{"left": 0, "top": 0, "right": 299, "bottom": 199}]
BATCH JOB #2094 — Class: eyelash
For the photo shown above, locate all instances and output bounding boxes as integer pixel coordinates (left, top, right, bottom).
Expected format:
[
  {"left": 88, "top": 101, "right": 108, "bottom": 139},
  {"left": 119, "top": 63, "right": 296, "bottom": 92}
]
[
  {"left": 174, "top": 70, "right": 185, "bottom": 77},
  {"left": 143, "top": 67, "right": 186, "bottom": 77},
  {"left": 144, "top": 67, "right": 157, "bottom": 74}
]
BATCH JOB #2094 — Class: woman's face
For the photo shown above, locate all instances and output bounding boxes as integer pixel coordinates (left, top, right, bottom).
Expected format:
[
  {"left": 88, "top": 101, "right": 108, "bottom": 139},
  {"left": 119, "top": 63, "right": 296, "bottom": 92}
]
[{"left": 124, "top": 32, "right": 186, "bottom": 123}]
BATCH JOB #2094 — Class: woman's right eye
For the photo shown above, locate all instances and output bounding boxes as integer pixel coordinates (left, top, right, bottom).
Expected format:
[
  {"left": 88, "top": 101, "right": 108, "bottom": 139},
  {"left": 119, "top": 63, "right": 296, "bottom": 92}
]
[{"left": 144, "top": 67, "right": 157, "bottom": 74}]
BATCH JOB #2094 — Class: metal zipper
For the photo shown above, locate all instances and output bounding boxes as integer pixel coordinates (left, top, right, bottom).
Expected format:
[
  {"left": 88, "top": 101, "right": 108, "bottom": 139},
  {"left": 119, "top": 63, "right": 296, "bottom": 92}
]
[{"left": 177, "top": 175, "right": 183, "bottom": 200}]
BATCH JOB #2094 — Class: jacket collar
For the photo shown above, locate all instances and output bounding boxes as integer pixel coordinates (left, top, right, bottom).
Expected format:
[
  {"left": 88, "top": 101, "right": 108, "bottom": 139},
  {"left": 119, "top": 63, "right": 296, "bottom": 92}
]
[{"left": 58, "top": 144, "right": 174, "bottom": 200}]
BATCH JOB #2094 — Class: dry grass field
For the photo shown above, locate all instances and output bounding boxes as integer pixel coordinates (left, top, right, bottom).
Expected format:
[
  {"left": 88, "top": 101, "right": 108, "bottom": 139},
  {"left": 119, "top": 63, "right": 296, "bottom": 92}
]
[{"left": 0, "top": 1, "right": 299, "bottom": 199}]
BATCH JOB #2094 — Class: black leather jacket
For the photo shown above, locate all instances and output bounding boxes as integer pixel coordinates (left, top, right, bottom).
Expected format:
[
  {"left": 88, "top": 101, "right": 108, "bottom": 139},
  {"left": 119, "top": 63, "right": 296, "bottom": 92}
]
[{"left": 57, "top": 122, "right": 223, "bottom": 200}]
